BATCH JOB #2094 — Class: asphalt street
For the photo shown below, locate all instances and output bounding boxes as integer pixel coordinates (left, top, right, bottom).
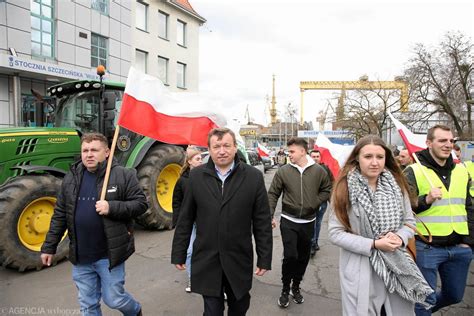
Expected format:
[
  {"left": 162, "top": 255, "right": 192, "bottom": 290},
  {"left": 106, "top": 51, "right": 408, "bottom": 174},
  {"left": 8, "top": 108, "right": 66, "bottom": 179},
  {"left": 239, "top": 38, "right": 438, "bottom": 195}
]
[{"left": 0, "top": 168, "right": 473, "bottom": 315}]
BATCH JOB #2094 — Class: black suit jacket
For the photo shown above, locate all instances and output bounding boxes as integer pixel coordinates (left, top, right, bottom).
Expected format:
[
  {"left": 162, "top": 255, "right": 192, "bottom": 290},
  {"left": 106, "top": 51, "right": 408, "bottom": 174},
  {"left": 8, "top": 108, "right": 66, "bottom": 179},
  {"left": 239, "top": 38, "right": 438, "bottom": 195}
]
[{"left": 171, "top": 156, "right": 272, "bottom": 299}]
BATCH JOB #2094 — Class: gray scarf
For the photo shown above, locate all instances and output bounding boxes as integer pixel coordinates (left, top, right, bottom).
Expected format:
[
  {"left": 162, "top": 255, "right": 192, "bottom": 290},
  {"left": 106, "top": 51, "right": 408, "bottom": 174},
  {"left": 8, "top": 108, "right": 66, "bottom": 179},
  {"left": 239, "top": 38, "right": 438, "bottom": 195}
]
[{"left": 348, "top": 169, "right": 433, "bottom": 306}]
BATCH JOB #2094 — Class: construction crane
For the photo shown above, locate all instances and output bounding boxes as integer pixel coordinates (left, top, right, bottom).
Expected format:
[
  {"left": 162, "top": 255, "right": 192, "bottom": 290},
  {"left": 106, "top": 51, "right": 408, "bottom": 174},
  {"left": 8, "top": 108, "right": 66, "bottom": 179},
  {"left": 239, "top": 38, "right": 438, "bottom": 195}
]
[
  {"left": 245, "top": 104, "right": 251, "bottom": 124},
  {"left": 317, "top": 101, "right": 334, "bottom": 130},
  {"left": 299, "top": 76, "right": 409, "bottom": 125}
]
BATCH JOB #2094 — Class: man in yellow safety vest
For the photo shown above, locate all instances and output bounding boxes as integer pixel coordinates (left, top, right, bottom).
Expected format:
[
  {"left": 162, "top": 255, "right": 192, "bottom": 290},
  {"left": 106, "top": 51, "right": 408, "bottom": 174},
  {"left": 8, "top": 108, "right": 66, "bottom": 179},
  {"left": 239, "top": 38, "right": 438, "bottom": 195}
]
[{"left": 404, "top": 125, "right": 473, "bottom": 316}]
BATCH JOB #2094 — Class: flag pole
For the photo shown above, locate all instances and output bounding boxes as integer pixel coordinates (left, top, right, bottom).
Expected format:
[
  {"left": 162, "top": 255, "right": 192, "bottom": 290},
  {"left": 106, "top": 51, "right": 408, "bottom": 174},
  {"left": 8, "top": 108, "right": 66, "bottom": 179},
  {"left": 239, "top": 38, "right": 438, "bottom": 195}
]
[
  {"left": 387, "top": 112, "right": 436, "bottom": 189},
  {"left": 411, "top": 152, "right": 435, "bottom": 188},
  {"left": 95, "top": 64, "right": 120, "bottom": 201},
  {"left": 100, "top": 126, "right": 120, "bottom": 201}
]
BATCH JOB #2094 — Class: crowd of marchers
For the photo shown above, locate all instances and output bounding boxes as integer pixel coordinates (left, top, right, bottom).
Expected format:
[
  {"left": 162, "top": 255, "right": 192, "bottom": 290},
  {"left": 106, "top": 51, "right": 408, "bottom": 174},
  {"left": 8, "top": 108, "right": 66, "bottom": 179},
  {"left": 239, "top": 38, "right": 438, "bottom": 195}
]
[{"left": 40, "top": 124, "right": 473, "bottom": 316}]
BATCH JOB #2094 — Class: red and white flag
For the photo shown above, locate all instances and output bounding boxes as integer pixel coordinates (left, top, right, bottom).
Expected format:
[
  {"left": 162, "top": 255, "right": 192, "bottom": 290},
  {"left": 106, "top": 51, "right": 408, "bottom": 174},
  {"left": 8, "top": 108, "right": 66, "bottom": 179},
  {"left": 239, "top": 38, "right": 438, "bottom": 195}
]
[
  {"left": 257, "top": 142, "right": 270, "bottom": 157},
  {"left": 314, "top": 133, "right": 354, "bottom": 178},
  {"left": 387, "top": 112, "right": 426, "bottom": 156},
  {"left": 117, "top": 67, "right": 226, "bottom": 147}
]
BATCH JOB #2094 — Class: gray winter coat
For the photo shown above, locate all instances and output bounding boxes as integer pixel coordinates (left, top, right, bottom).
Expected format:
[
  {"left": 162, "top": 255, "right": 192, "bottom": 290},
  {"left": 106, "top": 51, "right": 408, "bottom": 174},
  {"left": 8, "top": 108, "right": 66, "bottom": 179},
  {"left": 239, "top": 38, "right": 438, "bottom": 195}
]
[{"left": 328, "top": 194, "right": 416, "bottom": 316}]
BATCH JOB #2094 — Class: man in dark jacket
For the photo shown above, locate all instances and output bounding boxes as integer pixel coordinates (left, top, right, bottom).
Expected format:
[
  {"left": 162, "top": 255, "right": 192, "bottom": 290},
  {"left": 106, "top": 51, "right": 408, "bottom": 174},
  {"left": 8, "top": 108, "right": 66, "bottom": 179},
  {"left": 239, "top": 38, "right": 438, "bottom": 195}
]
[
  {"left": 404, "top": 125, "right": 473, "bottom": 315},
  {"left": 268, "top": 137, "right": 332, "bottom": 309},
  {"left": 172, "top": 127, "right": 273, "bottom": 315},
  {"left": 41, "top": 133, "right": 147, "bottom": 316},
  {"left": 309, "top": 149, "right": 334, "bottom": 255},
  {"left": 398, "top": 148, "right": 413, "bottom": 170}
]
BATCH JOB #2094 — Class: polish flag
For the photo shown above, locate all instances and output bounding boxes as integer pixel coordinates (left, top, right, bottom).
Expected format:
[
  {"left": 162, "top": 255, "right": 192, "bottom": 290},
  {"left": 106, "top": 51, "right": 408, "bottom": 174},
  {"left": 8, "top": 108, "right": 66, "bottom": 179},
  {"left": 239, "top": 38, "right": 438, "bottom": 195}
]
[
  {"left": 257, "top": 142, "right": 270, "bottom": 157},
  {"left": 117, "top": 67, "right": 227, "bottom": 147},
  {"left": 314, "top": 133, "right": 354, "bottom": 178},
  {"left": 387, "top": 112, "right": 426, "bottom": 156}
]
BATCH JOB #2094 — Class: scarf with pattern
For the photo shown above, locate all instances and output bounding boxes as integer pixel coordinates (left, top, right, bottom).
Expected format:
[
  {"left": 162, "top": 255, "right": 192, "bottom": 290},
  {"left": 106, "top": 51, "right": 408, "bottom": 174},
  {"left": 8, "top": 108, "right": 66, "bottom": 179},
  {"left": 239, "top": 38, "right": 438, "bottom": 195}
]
[{"left": 348, "top": 169, "right": 433, "bottom": 306}]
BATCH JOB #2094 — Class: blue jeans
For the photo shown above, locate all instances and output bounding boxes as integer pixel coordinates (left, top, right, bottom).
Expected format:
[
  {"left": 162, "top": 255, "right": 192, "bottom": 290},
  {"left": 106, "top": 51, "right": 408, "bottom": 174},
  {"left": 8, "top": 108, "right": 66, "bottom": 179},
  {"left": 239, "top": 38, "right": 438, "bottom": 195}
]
[
  {"left": 311, "top": 201, "right": 327, "bottom": 248},
  {"left": 72, "top": 258, "right": 141, "bottom": 316},
  {"left": 414, "top": 240, "right": 472, "bottom": 316},
  {"left": 186, "top": 223, "right": 197, "bottom": 278}
]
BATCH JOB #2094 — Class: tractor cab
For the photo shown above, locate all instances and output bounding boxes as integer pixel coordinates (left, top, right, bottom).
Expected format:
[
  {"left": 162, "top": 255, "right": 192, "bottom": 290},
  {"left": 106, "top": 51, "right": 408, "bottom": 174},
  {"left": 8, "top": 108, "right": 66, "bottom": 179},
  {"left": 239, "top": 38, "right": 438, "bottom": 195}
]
[{"left": 48, "top": 80, "right": 124, "bottom": 137}]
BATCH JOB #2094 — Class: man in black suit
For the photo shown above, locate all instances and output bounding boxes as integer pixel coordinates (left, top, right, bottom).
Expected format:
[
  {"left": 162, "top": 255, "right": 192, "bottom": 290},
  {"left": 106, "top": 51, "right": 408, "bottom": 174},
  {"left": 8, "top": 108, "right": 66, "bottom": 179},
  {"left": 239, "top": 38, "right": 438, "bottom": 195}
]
[{"left": 172, "top": 127, "right": 273, "bottom": 316}]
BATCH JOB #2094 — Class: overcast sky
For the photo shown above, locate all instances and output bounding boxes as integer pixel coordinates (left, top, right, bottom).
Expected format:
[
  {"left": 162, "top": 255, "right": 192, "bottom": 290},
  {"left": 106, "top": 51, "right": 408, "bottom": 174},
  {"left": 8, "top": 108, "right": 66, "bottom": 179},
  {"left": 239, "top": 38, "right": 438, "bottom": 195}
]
[{"left": 190, "top": 0, "right": 474, "bottom": 129}]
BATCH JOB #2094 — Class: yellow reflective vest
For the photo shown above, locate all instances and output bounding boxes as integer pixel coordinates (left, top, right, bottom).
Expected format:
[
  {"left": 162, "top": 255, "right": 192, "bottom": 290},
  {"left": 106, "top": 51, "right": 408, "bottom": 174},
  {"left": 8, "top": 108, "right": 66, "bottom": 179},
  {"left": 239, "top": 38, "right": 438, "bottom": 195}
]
[
  {"left": 410, "top": 163, "right": 469, "bottom": 236},
  {"left": 464, "top": 161, "right": 474, "bottom": 197}
]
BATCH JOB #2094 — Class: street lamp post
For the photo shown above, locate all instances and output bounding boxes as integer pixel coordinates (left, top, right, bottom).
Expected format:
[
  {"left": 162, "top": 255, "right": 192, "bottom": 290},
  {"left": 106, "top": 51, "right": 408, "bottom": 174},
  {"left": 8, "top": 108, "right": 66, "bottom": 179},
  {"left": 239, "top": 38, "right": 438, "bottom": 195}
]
[
  {"left": 279, "top": 120, "right": 282, "bottom": 147},
  {"left": 290, "top": 112, "right": 294, "bottom": 137}
]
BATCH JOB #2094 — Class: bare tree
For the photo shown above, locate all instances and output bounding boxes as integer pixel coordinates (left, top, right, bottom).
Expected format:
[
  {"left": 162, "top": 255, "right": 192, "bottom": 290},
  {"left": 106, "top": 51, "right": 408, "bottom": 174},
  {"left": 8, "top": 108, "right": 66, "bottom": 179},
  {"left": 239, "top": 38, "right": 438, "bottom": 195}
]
[
  {"left": 329, "top": 82, "right": 424, "bottom": 141},
  {"left": 404, "top": 31, "right": 474, "bottom": 139}
]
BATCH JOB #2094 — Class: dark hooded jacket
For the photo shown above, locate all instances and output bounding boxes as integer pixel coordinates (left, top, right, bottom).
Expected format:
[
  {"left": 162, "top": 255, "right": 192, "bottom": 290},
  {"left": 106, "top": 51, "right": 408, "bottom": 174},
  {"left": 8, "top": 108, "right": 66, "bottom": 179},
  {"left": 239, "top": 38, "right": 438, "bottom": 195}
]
[
  {"left": 172, "top": 168, "right": 190, "bottom": 228},
  {"left": 41, "top": 159, "right": 148, "bottom": 269},
  {"left": 404, "top": 149, "right": 474, "bottom": 246}
]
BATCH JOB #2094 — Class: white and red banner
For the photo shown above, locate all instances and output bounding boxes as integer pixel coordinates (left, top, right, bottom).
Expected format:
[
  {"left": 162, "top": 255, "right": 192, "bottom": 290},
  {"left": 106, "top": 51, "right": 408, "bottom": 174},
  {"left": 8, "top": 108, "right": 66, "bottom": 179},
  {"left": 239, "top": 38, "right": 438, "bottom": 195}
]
[
  {"left": 314, "top": 133, "right": 354, "bottom": 178},
  {"left": 117, "top": 67, "right": 227, "bottom": 147},
  {"left": 257, "top": 142, "right": 270, "bottom": 157},
  {"left": 387, "top": 112, "right": 426, "bottom": 156}
]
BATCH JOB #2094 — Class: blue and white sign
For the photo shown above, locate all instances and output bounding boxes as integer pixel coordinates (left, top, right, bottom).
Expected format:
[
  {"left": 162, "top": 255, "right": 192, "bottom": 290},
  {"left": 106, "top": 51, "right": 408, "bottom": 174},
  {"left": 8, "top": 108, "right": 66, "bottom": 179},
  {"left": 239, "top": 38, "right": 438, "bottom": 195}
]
[
  {"left": 297, "top": 130, "right": 352, "bottom": 138},
  {"left": 1, "top": 55, "right": 101, "bottom": 81}
]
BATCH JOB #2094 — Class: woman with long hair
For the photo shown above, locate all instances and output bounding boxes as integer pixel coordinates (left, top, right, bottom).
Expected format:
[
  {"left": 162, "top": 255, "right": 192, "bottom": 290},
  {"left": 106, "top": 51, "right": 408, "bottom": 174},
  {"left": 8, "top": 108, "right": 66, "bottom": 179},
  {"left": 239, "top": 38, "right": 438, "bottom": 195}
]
[
  {"left": 328, "top": 135, "right": 433, "bottom": 315},
  {"left": 172, "top": 146, "right": 202, "bottom": 293}
]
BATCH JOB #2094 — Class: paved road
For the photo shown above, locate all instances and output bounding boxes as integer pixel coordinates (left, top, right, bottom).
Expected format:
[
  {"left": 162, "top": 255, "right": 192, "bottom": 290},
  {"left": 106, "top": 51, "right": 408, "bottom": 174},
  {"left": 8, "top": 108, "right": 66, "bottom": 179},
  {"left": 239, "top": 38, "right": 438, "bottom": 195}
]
[{"left": 0, "top": 168, "right": 473, "bottom": 315}]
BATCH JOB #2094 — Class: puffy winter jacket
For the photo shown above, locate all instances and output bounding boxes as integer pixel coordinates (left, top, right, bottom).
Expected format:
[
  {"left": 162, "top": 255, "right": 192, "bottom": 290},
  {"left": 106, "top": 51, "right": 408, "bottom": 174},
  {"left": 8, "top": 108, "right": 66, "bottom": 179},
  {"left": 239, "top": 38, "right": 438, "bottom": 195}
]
[{"left": 41, "top": 159, "right": 148, "bottom": 269}]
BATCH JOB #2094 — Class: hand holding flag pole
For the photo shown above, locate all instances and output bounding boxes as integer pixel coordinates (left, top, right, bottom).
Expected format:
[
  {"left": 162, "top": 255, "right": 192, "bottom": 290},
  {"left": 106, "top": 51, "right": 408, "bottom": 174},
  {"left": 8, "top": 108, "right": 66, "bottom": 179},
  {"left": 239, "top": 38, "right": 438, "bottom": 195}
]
[{"left": 100, "top": 126, "right": 120, "bottom": 201}]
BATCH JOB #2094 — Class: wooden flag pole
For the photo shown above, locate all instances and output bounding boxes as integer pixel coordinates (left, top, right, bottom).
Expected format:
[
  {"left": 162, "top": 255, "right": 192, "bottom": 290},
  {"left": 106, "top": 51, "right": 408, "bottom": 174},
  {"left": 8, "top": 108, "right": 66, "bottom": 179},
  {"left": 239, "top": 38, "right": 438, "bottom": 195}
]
[
  {"left": 100, "top": 126, "right": 120, "bottom": 200},
  {"left": 411, "top": 152, "right": 435, "bottom": 189}
]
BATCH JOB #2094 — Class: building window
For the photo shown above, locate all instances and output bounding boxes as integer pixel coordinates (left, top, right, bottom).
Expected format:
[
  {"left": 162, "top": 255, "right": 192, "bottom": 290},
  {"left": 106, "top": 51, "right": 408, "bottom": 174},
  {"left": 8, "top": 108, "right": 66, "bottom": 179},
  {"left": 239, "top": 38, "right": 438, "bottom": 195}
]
[
  {"left": 30, "top": 0, "right": 54, "bottom": 58},
  {"left": 91, "top": 0, "right": 108, "bottom": 15},
  {"left": 158, "top": 56, "right": 168, "bottom": 84},
  {"left": 135, "top": 49, "right": 148, "bottom": 73},
  {"left": 177, "top": 20, "right": 186, "bottom": 46},
  {"left": 91, "top": 33, "right": 108, "bottom": 68},
  {"left": 136, "top": 1, "right": 147, "bottom": 31},
  {"left": 177, "top": 62, "right": 186, "bottom": 88},
  {"left": 158, "top": 11, "right": 168, "bottom": 39}
]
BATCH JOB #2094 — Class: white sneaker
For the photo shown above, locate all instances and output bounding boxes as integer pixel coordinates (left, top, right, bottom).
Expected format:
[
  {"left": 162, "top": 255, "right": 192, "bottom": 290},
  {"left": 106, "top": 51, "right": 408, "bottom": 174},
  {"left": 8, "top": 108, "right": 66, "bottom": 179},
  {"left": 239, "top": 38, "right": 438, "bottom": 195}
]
[
  {"left": 224, "top": 292, "right": 227, "bottom": 301},
  {"left": 185, "top": 279, "right": 191, "bottom": 293}
]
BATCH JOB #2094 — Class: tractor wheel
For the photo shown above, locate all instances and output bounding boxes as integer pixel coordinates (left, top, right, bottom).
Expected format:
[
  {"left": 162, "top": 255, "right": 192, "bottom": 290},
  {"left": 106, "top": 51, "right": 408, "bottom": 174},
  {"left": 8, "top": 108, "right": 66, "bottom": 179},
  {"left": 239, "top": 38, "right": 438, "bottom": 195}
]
[
  {"left": 136, "top": 144, "right": 185, "bottom": 229},
  {"left": 0, "top": 175, "right": 68, "bottom": 271}
]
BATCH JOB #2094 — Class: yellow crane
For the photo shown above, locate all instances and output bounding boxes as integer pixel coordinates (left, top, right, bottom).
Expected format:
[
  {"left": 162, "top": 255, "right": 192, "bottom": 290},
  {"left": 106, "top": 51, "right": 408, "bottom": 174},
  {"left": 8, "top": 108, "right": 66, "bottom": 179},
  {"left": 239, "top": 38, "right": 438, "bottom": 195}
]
[{"left": 299, "top": 77, "right": 409, "bottom": 125}]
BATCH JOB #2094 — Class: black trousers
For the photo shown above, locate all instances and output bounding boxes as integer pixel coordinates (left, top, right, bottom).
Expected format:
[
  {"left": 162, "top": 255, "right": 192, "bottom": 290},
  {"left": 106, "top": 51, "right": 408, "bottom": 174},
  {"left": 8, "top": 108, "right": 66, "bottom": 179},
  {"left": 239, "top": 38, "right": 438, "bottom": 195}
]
[
  {"left": 203, "top": 273, "right": 250, "bottom": 316},
  {"left": 280, "top": 217, "right": 314, "bottom": 287}
]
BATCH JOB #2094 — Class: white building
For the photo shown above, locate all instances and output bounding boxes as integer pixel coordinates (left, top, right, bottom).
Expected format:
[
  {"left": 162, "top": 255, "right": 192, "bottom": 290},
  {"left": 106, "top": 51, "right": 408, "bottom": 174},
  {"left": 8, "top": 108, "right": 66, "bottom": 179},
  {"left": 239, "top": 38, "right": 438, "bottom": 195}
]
[
  {"left": 133, "top": 0, "right": 205, "bottom": 91},
  {"left": 0, "top": 0, "right": 205, "bottom": 127}
]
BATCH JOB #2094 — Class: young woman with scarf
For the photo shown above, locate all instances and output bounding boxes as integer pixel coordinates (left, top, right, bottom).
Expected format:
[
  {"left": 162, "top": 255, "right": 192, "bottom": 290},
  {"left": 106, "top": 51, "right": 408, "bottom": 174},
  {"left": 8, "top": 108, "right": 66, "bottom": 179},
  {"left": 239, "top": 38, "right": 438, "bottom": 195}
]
[{"left": 328, "top": 135, "right": 433, "bottom": 316}]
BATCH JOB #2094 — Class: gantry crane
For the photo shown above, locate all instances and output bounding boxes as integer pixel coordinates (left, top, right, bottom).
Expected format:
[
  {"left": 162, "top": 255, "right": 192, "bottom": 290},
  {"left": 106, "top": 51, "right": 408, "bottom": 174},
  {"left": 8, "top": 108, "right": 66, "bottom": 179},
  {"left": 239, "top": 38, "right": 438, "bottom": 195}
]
[{"left": 299, "top": 77, "right": 409, "bottom": 125}]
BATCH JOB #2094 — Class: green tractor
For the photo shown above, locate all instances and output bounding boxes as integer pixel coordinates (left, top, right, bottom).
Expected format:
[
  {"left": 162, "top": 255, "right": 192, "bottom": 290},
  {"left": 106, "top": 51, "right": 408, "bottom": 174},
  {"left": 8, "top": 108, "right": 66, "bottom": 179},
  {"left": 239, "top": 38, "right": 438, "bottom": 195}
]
[{"left": 0, "top": 79, "right": 185, "bottom": 271}]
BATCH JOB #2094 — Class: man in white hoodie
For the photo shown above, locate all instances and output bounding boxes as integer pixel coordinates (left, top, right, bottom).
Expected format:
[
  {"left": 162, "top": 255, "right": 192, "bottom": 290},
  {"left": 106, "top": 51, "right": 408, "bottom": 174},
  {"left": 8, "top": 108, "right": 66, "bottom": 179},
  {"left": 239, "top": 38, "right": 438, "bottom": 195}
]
[{"left": 268, "top": 137, "right": 332, "bottom": 309}]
